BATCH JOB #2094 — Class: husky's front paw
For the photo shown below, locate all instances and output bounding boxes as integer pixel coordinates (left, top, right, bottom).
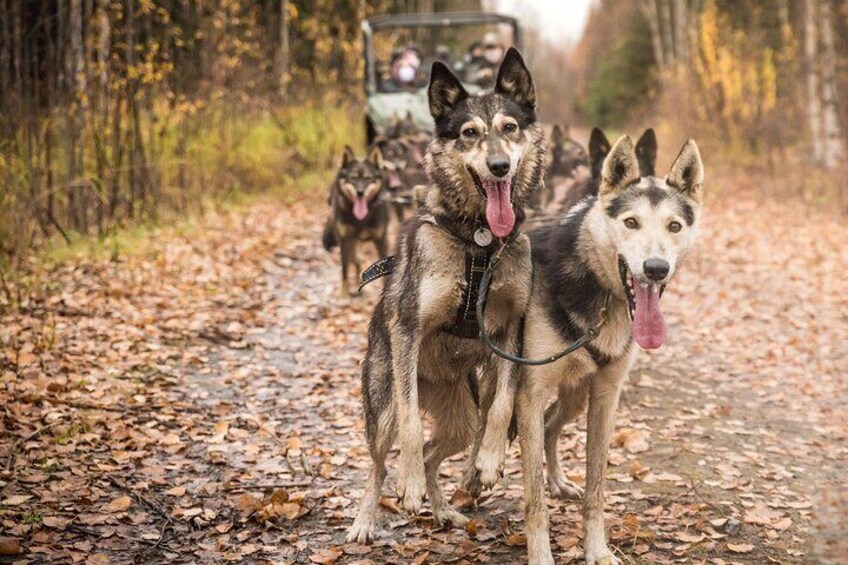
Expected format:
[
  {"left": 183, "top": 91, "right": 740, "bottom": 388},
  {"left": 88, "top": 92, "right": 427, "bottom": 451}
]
[
  {"left": 397, "top": 471, "right": 426, "bottom": 514},
  {"left": 433, "top": 506, "right": 469, "bottom": 528},
  {"left": 475, "top": 448, "right": 504, "bottom": 488},
  {"left": 548, "top": 471, "right": 584, "bottom": 500},
  {"left": 346, "top": 513, "right": 376, "bottom": 544},
  {"left": 585, "top": 547, "right": 620, "bottom": 565}
]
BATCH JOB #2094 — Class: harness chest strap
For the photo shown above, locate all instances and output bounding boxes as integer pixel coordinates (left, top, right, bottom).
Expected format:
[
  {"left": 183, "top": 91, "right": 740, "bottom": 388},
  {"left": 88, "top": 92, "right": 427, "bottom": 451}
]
[
  {"left": 358, "top": 241, "right": 494, "bottom": 338},
  {"left": 358, "top": 212, "right": 514, "bottom": 338}
]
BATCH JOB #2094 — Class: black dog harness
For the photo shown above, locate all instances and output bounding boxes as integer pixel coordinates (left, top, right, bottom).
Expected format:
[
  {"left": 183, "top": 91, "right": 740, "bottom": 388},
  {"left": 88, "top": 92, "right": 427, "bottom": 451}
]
[{"left": 360, "top": 211, "right": 521, "bottom": 339}]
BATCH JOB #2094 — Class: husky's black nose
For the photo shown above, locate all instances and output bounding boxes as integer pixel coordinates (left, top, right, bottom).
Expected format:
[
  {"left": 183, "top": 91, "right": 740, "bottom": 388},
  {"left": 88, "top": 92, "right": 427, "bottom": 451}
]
[
  {"left": 486, "top": 156, "right": 511, "bottom": 178},
  {"left": 644, "top": 259, "right": 670, "bottom": 281}
]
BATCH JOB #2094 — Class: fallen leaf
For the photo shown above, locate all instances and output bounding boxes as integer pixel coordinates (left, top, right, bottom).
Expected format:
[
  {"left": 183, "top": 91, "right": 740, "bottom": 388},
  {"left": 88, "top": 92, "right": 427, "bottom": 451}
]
[
  {"left": 105, "top": 496, "right": 132, "bottom": 513},
  {"left": 234, "top": 493, "right": 262, "bottom": 513},
  {"left": 310, "top": 548, "right": 343, "bottom": 564},
  {"left": 449, "top": 488, "right": 475, "bottom": 510},
  {"left": 744, "top": 502, "right": 784, "bottom": 525},
  {"left": 612, "top": 428, "right": 650, "bottom": 453},
  {"left": 675, "top": 531, "right": 705, "bottom": 543},
  {"left": 0, "top": 537, "right": 21, "bottom": 556},
  {"left": 727, "top": 542, "right": 755, "bottom": 553},
  {"left": 379, "top": 496, "right": 401, "bottom": 513},
  {"left": 43, "top": 516, "right": 71, "bottom": 529},
  {"left": 2, "top": 495, "right": 32, "bottom": 506},
  {"left": 342, "top": 544, "right": 372, "bottom": 556},
  {"left": 506, "top": 533, "right": 526, "bottom": 547}
]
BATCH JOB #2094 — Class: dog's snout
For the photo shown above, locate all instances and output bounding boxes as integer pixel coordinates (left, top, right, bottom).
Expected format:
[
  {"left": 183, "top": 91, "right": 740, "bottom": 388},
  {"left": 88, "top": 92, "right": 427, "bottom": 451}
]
[
  {"left": 486, "top": 156, "right": 510, "bottom": 178},
  {"left": 643, "top": 258, "right": 670, "bottom": 281}
]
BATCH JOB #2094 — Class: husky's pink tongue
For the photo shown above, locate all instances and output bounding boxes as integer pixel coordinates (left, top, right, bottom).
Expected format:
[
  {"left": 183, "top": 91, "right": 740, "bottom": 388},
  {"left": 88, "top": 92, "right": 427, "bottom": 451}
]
[
  {"left": 353, "top": 196, "right": 369, "bottom": 221},
  {"left": 483, "top": 180, "right": 515, "bottom": 238},
  {"left": 387, "top": 170, "right": 402, "bottom": 189},
  {"left": 632, "top": 280, "right": 666, "bottom": 350}
]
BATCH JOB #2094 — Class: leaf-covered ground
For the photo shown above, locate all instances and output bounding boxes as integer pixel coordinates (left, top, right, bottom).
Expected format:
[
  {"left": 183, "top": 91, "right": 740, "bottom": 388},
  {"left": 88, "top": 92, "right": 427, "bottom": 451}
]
[{"left": 1, "top": 180, "right": 846, "bottom": 564}]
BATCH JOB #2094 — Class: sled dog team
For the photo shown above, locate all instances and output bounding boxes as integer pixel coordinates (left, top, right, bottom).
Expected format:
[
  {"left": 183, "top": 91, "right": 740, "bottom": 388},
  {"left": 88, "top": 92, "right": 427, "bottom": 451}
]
[{"left": 326, "top": 48, "right": 705, "bottom": 565}]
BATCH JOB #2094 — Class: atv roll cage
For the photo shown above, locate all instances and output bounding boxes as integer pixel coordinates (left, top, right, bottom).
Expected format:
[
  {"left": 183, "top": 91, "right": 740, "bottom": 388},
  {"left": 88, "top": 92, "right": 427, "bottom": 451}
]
[{"left": 361, "top": 12, "right": 522, "bottom": 96}]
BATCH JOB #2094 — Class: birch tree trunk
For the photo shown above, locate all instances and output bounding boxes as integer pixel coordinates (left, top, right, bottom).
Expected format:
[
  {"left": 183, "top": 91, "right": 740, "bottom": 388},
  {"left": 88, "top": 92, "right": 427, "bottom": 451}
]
[
  {"left": 0, "top": 1, "right": 9, "bottom": 112},
  {"left": 68, "top": 0, "right": 87, "bottom": 230},
  {"left": 660, "top": 0, "right": 675, "bottom": 67},
  {"left": 805, "top": 0, "right": 823, "bottom": 165},
  {"left": 819, "top": 0, "right": 845, "bottom": 169},
  {"left": 640, "top": 0, "right": 667, "bottom": 71},
  {"left": 96, "top": 0, "right": 110, "bottom": 230},
  {"left": 673, "top": 0, "right": 689, "bottom": 67},
  {"left": 276, "top": 0, "right": 290, "bottom": 98}
]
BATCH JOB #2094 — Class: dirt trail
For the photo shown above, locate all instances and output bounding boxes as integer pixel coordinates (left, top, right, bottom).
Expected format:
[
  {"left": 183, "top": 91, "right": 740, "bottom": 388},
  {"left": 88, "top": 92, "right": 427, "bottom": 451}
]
[{"left": 1, "top": 185, "right": 846, "bottom": 564}]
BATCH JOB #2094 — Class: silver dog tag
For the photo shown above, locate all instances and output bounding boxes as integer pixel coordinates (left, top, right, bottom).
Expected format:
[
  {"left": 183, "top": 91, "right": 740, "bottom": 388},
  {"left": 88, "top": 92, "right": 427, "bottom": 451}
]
[{"left": 474, "top": 227, "right": 493, "bottom": 247}]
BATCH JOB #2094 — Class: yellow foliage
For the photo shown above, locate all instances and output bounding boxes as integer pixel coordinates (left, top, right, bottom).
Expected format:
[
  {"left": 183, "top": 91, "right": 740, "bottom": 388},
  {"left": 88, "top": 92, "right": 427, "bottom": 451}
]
[{"left": 694, "top": 0, "right": 778, "bottom": 145}]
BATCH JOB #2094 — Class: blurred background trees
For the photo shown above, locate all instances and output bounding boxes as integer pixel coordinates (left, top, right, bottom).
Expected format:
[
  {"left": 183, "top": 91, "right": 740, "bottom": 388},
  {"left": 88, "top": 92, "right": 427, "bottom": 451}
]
[
  {"left": 0, "top": 0, "right": 845, "bottom": 262},
  {"left": 572, "top": 0, "right": 848, "bottom": 179},
  {"left": 0, "top": 0, "right": 483, "bottom": 259}
]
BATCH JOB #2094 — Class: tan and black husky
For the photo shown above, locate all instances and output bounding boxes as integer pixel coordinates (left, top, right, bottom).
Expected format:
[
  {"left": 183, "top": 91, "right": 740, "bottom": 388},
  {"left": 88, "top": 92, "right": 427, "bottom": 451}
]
[
  {"left": 347, "top": 48, "right": 545, "bottom": 543},
  {"left": 515, "top": 135, "right": 704, "bottom": 564},
  {"left": 321, "top": 146, "right": 392, "bottom": 295}
]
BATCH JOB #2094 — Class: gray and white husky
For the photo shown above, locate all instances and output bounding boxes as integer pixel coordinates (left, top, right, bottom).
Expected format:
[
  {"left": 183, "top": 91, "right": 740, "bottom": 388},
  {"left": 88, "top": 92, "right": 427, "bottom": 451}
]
[
  {"left": 515, "top": 135, "right": 704, "bottom": 564},
  {"left": 346, "top": 48, "right": 545, "bottom": 544}
]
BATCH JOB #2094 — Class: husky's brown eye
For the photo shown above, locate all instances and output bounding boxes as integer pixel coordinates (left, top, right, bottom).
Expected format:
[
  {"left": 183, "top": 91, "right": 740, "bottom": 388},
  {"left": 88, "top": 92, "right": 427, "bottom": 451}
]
[
  {"left": 668, "top": 221, "right": 682, "bottom": 233},
  {"left": 624, "top": 218, "right": 640, "bottom": 229},
  {"left": 462, "top": 127, "right": 477, "bottom": 137},
  {"left": 503, "top": 123, "right": 517, "bottom": 133}
]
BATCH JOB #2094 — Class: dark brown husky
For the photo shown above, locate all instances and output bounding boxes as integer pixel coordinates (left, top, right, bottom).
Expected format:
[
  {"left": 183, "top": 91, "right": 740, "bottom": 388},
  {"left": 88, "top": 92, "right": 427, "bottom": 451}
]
[
  {"left": 347, "top": 48, "right": 545, "bottom": 543},
  {"left": 321, "top": 146, "right": 392, "bottom": 295}
]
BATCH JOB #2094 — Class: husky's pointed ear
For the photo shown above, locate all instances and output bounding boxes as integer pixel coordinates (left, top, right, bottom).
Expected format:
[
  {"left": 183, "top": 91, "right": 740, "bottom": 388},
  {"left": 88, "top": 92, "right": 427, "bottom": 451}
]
[
  {"left": 342, "top": 145, "right": 355, "bottom": 168},
  {"left": 667, "top": 139, "right": 704, "bottom": 202},
  {"left": 368, "top": 145, "right": 384, "bottom": 169},
  {"left": 600, "top": 136, "right": 639, "bottom": 197},
  {"left": 428, "top": 61, "right": 469, "bottom": 125},
  {"left": 551, "top": 125, "right": 564, "bottom": 145},
  {"left": 495, "top": 47, "right": 535, "bottom": 114},
  {"left": 589, "top": 127, "right": 612, "bottom": 180},
  {"left": 635, "top": 128, "right": 657, "bottom": 177}
]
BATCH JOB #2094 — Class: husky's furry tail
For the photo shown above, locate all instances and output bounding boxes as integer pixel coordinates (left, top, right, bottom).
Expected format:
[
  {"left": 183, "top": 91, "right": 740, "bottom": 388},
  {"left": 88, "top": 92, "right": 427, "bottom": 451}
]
[{"left": 321, "top": 220, "right": 337, "bottom": 251}]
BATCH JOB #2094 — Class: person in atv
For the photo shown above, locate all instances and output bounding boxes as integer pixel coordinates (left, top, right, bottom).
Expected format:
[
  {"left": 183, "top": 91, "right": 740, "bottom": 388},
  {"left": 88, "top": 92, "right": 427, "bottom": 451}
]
[{"left": 384, "top": 45, "right": 422, "bottom": 91}]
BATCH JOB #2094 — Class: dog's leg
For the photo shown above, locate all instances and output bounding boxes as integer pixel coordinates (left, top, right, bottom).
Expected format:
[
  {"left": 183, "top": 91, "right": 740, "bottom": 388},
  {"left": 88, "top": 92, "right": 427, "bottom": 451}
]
[
  {"left": 351, "top": 239, "right": 362, "bottom": 291},
  {"left": 391, "top": 328, "right": 426, "bottom": 514},
  {"left": 583, "top": 358, "right": 630, "bottom": 565},
  {"left": 376, "top": 232, "right": 389, "bottom": 260},
  {"left": 476, "top": 325, "right": 520, "bottom": 488},
  {"left": 459, "top": 367, "right": 493, "bottom": 498},
  {"left": 346, "top": 409, "right": 395, "bottom": 543},
  {"left": 544, "top": 381, "right": 588, "bottom": 500},
  {"left": 517, "top": 379, "right": 555, "bottom": 565},
  {"left": 340, "top": 238, "right": 354, "bottom": 296},
  {"left": 424, "top": 376, "right": 477, "bottom": 527}
]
